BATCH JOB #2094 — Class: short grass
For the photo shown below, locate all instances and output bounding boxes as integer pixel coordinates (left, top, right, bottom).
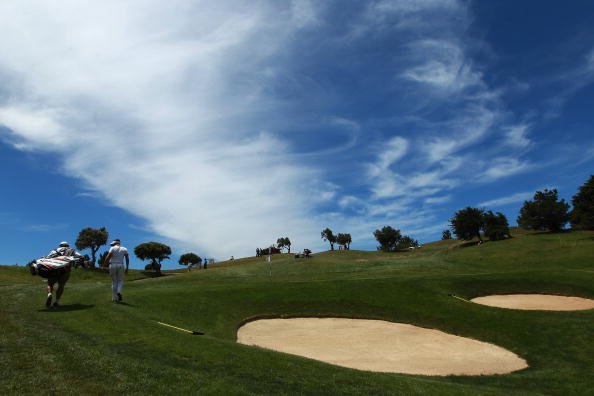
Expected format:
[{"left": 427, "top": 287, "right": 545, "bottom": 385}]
[{"left": 2, "top": 228, "right": 593, "bottom": 395}]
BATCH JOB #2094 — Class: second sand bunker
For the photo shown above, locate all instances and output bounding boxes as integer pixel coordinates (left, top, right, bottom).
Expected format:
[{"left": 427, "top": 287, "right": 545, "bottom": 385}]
[
  {"left": 237, "top": 318, "right": 527, "bottom": 376},
  {"left": 471, "top": 294, "right": 594, "bottom": 311}
]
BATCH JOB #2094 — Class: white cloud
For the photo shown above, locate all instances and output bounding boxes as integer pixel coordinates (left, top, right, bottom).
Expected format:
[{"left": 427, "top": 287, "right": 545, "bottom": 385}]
[
  {"left": 421, "top": 104, "right": 497, "bottom": 163},
  {"left": 402, "top": 40, "right": 482, "bottom": 94},
  {"left": 0, "top": 106, "right": 69, "bottom": 150},
  {"left": 478, "top": 191, "right": 534, "bottom": 208},
  {"left": 479, "top": 157, "right": 532, "bottom": 182},
  {"left": 505, "top": 124, "right": 531, "bottom": 148},
  {"left": 0, "top": 1, "right": 327, "bottom": 258},
  {"left": 0, "top": 0, "right": 557, "bottom": 255},
  {"left": 425, "top": 195, "right": 451, "bottom": 204},
  {"left": 377, "top": 136, "right": 409, "bottom": 170}
]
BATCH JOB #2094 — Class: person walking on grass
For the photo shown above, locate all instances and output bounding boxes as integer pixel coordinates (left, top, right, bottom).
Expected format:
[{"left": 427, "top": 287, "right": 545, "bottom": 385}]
[
  {"left": 45, "top": 241, "right": 83, "bottom": 308},
  {"left": 102, "top": 239, "right": 129, "bottom": 302}
]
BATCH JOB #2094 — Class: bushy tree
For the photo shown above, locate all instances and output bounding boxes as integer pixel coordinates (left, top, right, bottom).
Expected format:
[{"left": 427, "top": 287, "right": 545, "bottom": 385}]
[
  {"left": 276, "top": 237, "right": 291, "bottom": 253},
  {"left": 134, "top": 242, "right": 171, "bottom": 274},
  {"left": 450, "top": 207, "right": 484, "bottom": 241},
  {"left": 336, "top": 233, "right": 352, "bottom": 250},
  {"left": 260, "top": 246, "right": 281, "bottom": 255},
  {"left": 397, "top": 235, "right": 419, "bottom": 250},
  {"left": 321, "top": 228, "right": 336, "bottom": 250},
  {"left": 570, "top": 175, "right": 594, "bottom": 230},
  {"left": 483, "top": 211, "right": 511, "bottom": 241},
  {"left": 179, "top": 253, "right": 201, "bottom": 266},
  {"left": 517, "top": 189, "right": 570, "bottom": 232},
  {"left": 373, "top": 226, "right": 402, "bottom": 252},
  {"left": 442, "top": 230, "right": 452, "bottom": 240},
  {"left": 75, "top": 226, "right": 109, "bottom": 267}
]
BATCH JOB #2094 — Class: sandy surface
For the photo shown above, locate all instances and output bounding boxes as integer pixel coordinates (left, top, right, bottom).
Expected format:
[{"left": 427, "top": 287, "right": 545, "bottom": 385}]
[
  {"left": 237, "top": 318, "right": 527, "bottom": 376},
  {"left": 471, "top": 294, "right": 594, "bottom": 311}
]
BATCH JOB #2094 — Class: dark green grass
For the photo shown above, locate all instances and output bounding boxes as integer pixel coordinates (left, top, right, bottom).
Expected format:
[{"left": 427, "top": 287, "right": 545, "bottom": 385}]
[{"left": 2, "top": 229, "right": 593, "bottom": 395}]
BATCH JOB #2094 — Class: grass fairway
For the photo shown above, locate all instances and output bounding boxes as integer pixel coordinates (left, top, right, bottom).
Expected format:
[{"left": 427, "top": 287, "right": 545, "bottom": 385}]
[{"left": 2, "top": 229, "right": 594, "bottom": 395}]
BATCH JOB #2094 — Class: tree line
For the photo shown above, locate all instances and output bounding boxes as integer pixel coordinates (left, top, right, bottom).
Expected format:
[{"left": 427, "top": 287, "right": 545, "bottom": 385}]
[
  {"left": 57, "top": 176, "right": 594, "bottom": 266},
  {"left": 68, "top": 227, "right": 201, "bottom": 274},
  {"left": 444, "top": 175, "right": 594, "bottom": 242},
  {"left": 320, "top": 228, "right": 352, "bottom": 250}
]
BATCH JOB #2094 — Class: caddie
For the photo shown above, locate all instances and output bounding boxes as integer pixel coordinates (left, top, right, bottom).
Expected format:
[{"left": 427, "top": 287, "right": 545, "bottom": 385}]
[{"left": 44, "top": 241, "right": 83, "bottom": 308}]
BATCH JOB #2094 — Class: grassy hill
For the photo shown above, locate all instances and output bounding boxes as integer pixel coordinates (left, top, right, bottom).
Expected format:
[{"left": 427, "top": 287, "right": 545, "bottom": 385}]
[{"left": 2, "top": 229, "right": 593, "bottom": 395}]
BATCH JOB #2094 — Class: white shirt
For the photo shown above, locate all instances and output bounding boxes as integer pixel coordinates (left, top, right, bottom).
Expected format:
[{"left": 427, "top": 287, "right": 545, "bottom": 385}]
[{"left": 108, "top": 245, "right": 128, "bottom": 264}]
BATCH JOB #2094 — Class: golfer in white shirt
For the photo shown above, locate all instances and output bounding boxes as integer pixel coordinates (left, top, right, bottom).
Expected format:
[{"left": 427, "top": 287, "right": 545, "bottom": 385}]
[{"left": 103, "top": 239, "right": 129, "bottom": 302}]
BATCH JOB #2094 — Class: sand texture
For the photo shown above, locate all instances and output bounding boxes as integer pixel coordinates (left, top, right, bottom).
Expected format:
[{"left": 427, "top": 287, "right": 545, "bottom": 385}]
[
  {"left": 237, "top": 318, "right": 528, "bottom": 376},
  {"left": 471, "top": 294, "right": 594, "bottom": 311}
]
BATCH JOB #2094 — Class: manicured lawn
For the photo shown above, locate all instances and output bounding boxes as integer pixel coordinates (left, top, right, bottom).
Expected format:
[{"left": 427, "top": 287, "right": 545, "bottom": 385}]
[{"left": 2, "top": 229, "right": 593, "bottom": 395}]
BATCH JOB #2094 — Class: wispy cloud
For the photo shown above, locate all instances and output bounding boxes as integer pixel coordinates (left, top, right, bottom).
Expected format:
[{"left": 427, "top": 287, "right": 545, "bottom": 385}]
[
  {"left": 0, "top": 0, "right": 588, "bottom": 256},
  {"left": 425, "top": 195, "right": 451, "bottom": 204},
  {"left": 478, "top": 157, "right": 532, "bottom": 182},
  {"left": 0, "top": 1, "right": 325, "bottom": 257},
  {"left": 402, "top": 39, "right": 483, "bottom": 94},
  {"left": 0, "top": 1, "right": 488, "bottom": 253},
  {"left": 478, "top": 191, "right": 534, "bottom": 208},
  {"left": 504, "top": 124, "right": 531, "bottom": 148},
  {"left": 76, "top": 191, "right": 102, "bottom": 199}
]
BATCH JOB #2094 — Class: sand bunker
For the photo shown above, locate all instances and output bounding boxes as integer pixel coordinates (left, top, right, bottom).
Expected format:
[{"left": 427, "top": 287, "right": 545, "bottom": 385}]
[
  {"left": 471, "top": 294, "right": 594, "bottom": 311},
  {"left": 237, "top": 318, "right": 527, "bottom": 376}
]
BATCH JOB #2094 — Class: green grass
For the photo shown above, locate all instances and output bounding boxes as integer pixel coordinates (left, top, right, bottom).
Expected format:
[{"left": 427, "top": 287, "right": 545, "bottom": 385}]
[{"left": 2, "top": 228, "right": 594, "bottom": 395}]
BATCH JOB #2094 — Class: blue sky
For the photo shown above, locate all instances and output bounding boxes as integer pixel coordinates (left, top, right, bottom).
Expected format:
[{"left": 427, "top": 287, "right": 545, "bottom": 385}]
[{"left": 1, "top": 0, "right": 593, "bottom": 269}]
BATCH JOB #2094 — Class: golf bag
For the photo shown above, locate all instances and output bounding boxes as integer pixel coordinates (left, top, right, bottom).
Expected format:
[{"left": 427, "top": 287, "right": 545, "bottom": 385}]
[{"left": 30, "top": 256, "right": 83, "bottom": 278}]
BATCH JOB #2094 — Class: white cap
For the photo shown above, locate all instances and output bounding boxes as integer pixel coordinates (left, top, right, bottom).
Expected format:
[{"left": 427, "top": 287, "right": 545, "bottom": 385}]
[
  {"left": 59, "top": 241, "right": 69, "bottom": 247},
  {"left": 110, "top": 239, "right": 121, "bottom": 246}
]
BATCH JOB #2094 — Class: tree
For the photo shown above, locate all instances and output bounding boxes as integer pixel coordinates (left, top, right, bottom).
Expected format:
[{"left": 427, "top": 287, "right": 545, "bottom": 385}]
[
  {"left": 450, "top": 207, "right": 484, "bottom": 241},
  {"left": 373, "top": 226, "right": 402, "bottom": 252},
  {"left": 276, "top": 237, "right": 291, "bottom": 253},
  {"left": 75, "top": 227, "right": 109, "bottom": 267},
  {"left": 442, "top": 230, "right": 452, "bottom": 240},
  {"left": 321, "top": 228, "right": 336, "bottom": 250},
  {"left": 570, "top": 175, "right": 594, "bottom": 230},
  {"left": 134, "top": 242, "right": 171, "bottom": 274},
  {"left": 179, "top": 253, "right": 202, "bottom": 271},
  {"left": 336, "top": 233, "right": 352, "bottom": 250},
  {"left": 397, "top": 235, "right": 419, "bottom": 250},
  {"left": 517, "top": 189, "right": 570, "bottom": 232},
  {"left": 260, "top": 246, "right": 281, "bottom": 255},
  {"left": 482, "top": 211, "right": 511, "bottom": 241}
]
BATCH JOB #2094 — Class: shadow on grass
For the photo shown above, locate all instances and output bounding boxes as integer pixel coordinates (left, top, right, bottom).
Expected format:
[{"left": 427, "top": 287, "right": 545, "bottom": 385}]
[{"left": 38, "top": 304, "right": 94, "bottom": 312}]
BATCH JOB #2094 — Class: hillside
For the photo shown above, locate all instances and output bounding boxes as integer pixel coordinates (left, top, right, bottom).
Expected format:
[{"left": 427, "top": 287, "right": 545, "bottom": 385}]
[{"left": 1, "top": 229, "right": 593, "bottom": 395}]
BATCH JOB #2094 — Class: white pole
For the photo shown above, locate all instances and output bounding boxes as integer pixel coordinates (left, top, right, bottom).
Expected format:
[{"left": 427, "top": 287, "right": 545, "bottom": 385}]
[{"left": 268, "top": 244, "right": 272, "bottom": 277}]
